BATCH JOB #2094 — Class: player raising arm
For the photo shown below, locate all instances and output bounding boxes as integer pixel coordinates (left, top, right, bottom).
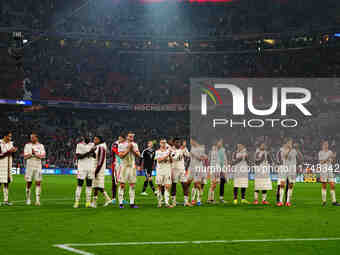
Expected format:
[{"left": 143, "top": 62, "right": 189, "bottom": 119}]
[
  {"left": 24, "top": 133, "right": 45, "bottom": 206},
  {"left": 0, "top": 131, "right": 17, "bottom": 206}
]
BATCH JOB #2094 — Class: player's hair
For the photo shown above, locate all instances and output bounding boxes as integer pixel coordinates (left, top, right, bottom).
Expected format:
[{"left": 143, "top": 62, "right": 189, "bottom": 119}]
[
  {"left": 160, "top": 138, "right": 167, "bottom": 142},
  {"left": 173, "top": 137, "right": 181, "bottom": 142},
  {"left": 31, "top": 132, "right": 39, "bottom": 139},
  {"left": 120, "top": 132, "right": 126, "bottom": 139},
  {"left": 3, "top": 130, "right": 12, "bottom": 137},
  {"left": 127, "top": 131, "right": 135, "bottom": 136},
  {"left": 95, "top": 135, "right": 104, "bottom": 143}
]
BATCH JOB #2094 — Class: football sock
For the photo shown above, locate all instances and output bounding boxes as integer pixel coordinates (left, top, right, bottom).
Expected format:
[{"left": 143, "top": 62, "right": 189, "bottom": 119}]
[
  {"left": 208, "top": 188, "right": 214, "bottom": 201},
  {"left": 86, "top": 186, "right": 92, "bottom": 203},
  {"left": 164, "top": 189, "right": 170, "bottom": 205},
  {"left": 233, "top": 187, "right": 238, "bottom": 199},
  {"left": 103, "top": 191, "right": 111, "bottom": 201},
  {"left": 36, "top": 185, "right": 41, "bottom": 202},
  {"left": 254, "top": 191, "right": 259, "bottom": 201},
  {"left": 171, "top": 183, "right": 177, "bottom": 197},
  {"left": 322, "top": 188, "right": 327, "bottom": 202},
  {"left": 142, "top": 180, "right": 148, "bottom": 192},
  {"left": 26, "top": 187, "right": 31, "bottom": 201},
  {"left": 3, "top": 186, "right": 8, "bottom": 202},
  {"left": 241, "top": 188, "right": 246, "bottom": 199},
  {"left": 172, "top": 196, "right": 176, "bottom": 204},
  {"left": 197, "top": 188, "right": 201, "bottom": 203},
  {"left": 330, "top": 189, "right": 336, "bottom": 203},
  {"left": 287, "top": 188, "right": 292, "bottom": 203},
  {"left": 112, "top": 179, "right": 117, "bottom": 199},
  {"left": 262, "top": 191, "right": 267, "bottom": 201},
  {"left": 191, "top": 188, "right": 197, "bottom": 201},
  {"left": 129, "top": 186, "right": 135, "bottom": 205},
  {"left": 220, "top": 178, "right": 225, "bottom": 197},
  {"left": 149, "top": 180, "right": 155, "bottom": 192},
  {"left": 184, "top": 195, "right": 189, "bottom": 204},
  {"left": 75, "top": 186, "right": 82, "bottom": 202},
  {"left": 279, "top": 187, "right": 284, "bottom": 203},
  {"left": 157, "top": 188, "right": 163, "bottom": 203},
  {"left": 118, "top": 187, "right": 124, "bottom": 204},
  {"left": 276, "top": 186, "right": 280, "bottom": 202}
]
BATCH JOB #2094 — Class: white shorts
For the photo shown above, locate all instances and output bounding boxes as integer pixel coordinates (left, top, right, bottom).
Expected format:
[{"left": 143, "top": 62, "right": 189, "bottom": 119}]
[
  {"left": 77, "top": 168, "right": 94, "bottom": 180},
  {"left": 172, "top": 168, "right": 186, "bottom": 183},
  {"left": 118, "top": 165, "right": 136, "bottom": 184},
  {"left": 25, "top": 168, "right": 42, "bottom": 182},
  {"left": 156, "top": 174, "right": 172, "bottom": 185},
  {"left": 233, "top": 177, "right": 248, "bottom": 188},
  {"left": 320, "top": 171, "right": 336, "bottom": 183},
  {"left": 254, "top": 178, "right": 272, "bottom": 190},
  {"left": 0, "top": 169, "right": 11, "bottom": 183},
  {"left": 93, "top": 174, "right": 105, "bottom": 189}
]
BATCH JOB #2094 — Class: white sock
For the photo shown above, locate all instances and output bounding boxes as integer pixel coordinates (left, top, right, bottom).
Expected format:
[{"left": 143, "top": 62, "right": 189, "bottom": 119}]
[
  {"left": 86, "top": 186, "right": 92, "bottom": 203},
  {"left": 220, "top": 196, "right": 224, "bottom": 200},
  {"left": 279, "top": 187, "right": 284, "bottom": 203},
  {"left": 322, "top": 188, "right": 327, "bottom": 202},
  {"left": 197, "top": 189, "right": 201, "bottom": 203},
  {"left": 103, "top": 191, "right": 111, "bottom": 201},
  {"left": 287, "top": 188, "right": 293, "bottom": 203},
  {"left": 330, "top": 190, "right": 336, "bottom": 203},
  {"left": 262, "top": 192, "right": 267, "bottom": 201},
  {"left": 3, "top": 186, "right": 8, "bottom": 202},
  {"left": 75, "top": 186, "right": 82, "bottom": 202},
  {"left": 26, "top": 188, "right": 31, "bottom": 201},
  {"left": 118, "top": 187, "right": 124, "bottom": 204},
  {"left": 36, "top": 185, "right": 41, "bottom": 202},
  {"left": 191, "top": 188, "right": 197, "bottom": 202},
  {"left": 254, "top": 191, "right": 259, "bottom": 201},
  {"left": 157, "top": 189, "right": 163, "bottom": 203},
  {"left": 184, "top": 195, "right": 188, "bottom": 203},
  {"left": 129, "top": 186, "right": 135, "bottom": 205},
  {"left": 164, "top": 189, "right": 169, "bottom": 205}
]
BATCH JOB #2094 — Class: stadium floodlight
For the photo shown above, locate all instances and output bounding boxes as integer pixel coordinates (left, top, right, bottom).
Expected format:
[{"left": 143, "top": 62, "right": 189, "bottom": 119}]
[{"left": 334, "top": 33, "right": 340, "bottom": 37}]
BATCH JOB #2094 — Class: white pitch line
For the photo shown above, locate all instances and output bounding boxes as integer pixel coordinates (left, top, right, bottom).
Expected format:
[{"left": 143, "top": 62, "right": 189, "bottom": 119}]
[
  {"left": 54, "top": 238, "right": 340, "bottom": 255},
  {"left": 54, "top": 245, "right": 94, "bottom": 255}
]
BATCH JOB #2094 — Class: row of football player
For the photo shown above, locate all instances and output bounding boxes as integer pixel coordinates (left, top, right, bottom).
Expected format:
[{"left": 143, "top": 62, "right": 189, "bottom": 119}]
[
  {"left": 74, "top": 133, "right": 340, "bottom": 208},
  {"left": 0, "top": 131, "right": 339, "bottom": 208}
]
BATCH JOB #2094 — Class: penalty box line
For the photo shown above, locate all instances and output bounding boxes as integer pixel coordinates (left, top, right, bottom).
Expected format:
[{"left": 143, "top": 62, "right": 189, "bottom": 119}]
[{"left": 54, "top": 237, "right": 340, "bottom": 255}]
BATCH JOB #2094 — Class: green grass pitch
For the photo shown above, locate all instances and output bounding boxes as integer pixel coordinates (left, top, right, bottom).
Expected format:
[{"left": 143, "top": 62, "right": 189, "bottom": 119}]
[{"left": 1, "top": 175, "right": 340, "bottom": 255}]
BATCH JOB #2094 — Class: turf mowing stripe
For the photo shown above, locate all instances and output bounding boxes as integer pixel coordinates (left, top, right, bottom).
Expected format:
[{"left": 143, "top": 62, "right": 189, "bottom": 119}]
[{"left": 54, "top": 238, "right": 340, "bottom": 254}]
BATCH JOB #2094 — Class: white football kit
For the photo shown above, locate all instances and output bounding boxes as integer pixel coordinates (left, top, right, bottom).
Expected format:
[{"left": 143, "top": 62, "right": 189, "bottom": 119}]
[
  {"left": 118, "top": 141, "right": 139, "bottom": 184},
  {"left": 76, "top": 142, "right": 95, "bottom": 180},
  {"left": 0, "top": 140, "right": 14, "bottom": 184},
  {"left": 319, "top": 150, "right": 335, "bottom": 183},
  {"left": 189, "top": 145, "right": 207, "bottom": 184},
  {"left": 24, "top": 143, "right": 45, "bottom": 182},
  {"left": 171, "top": 147, "right": 189, "bottom": 183},
  {"left": 233, "top": 149, "right": 249, "bottom": 188},
  {"left": 155, "top": 149, "right": 172, "bottom": 185},
  {"left": 279, "top": 148, "right": 297, "bottom": 183},
  {"left": 93, "top": 143, "right": 107, "bottom": 189},
  {"left": 254, "top": 149, "right": 272, "bottom": 191}
]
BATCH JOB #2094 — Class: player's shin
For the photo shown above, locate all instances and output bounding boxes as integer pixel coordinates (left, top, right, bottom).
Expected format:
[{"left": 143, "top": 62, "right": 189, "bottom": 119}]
[
  {"left": 279, "top": 187, "right": 284, "bottom": 203},
  {"left": 75, "top": 185, "right": 82, "bottom": 202},
  {"left": 86, "top": 186, "right": 92, "bottom": 203},
  {"left": 118, "top": 186, "right": 124, "bottom": 205},
  {"left": 262, "top": 191, "right": 267, "bottom": 201},
  {"left": 322, "top": 188, "right": 327, "bottom": 202},
  {"left": 330, "top": 189, "right": 336, "bottom": 203},
  {"left": 36, "top": 184, "right": 41, "bottom": 203},
  {"left": 3, "top": 185, "right": 8, "bottom": 202},
  {"left": 164, "top": 188, "right": 170, "bottom": 206},
  {"left": 287, "top": 188, "right": 293, "bottom": 203},
  {"left": 129, "top": 186, "right": 135, "bottom": 205}
]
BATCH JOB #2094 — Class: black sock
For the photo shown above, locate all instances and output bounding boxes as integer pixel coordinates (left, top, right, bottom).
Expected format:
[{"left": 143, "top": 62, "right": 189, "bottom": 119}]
[
  {"left": 112, "top": 179, "right": 117, "bottom": 199},
  {"left": 241, "top": 188, "right": 246, "bottom": 199},
  {"left": 220, "top": 177, "right": 226, "bottom": 197},
  {"left": 142, "top": 179, "right": 148, "bottom": 192},
  {"left": 276, "top": 185, "right": 280, "bottom": 202},
  {"left": 262, "top": 190, "right": 267, "bottom": 194},
  {"left": 233, "top": 187, "right": 238, "bottom": 199},
  {"left": 149, "top": 180, "right": 155, "bottom": 192},
  {"left": 171, "top": 183, "right": 177, "bottom": 197},
  {"left": 161, "top": 186, "right": 165, "bottom": 196}
]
